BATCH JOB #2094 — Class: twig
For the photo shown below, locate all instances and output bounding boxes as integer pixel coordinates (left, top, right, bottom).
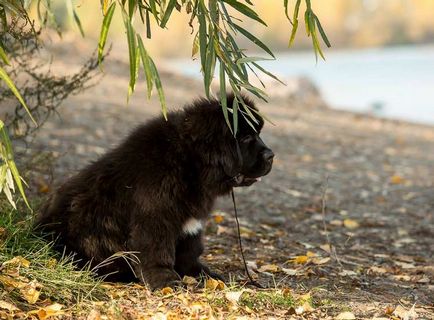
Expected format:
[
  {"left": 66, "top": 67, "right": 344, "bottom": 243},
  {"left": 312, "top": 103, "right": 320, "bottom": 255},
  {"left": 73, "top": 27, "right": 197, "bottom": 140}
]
[
  {"left": 320, "top": 176, "right": 342, "bottom": 267},
  {"left": 231, "top": 189, "right": 263, "bottom": 288}
]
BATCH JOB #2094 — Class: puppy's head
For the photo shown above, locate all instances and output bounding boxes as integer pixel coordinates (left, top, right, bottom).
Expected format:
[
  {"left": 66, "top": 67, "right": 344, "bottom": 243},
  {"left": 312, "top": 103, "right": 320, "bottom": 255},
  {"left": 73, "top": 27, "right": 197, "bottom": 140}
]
[{"left": 182, "top": 94, "right": 273, "bottom": 187}]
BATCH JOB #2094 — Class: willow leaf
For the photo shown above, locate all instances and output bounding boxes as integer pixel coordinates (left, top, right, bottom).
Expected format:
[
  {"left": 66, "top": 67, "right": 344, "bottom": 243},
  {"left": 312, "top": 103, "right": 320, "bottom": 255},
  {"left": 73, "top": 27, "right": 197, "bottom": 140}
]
[
  {"left": 160, "top": 0, "right": 176, "bottom": 28},
  {"left": 231, "top": 22, "right": 274, "bottom": 58},
  {"left": 98, "top": 2, "right": 116, "bottom": 65},
  {"left": 0, "top": 66, "right": 36, "bottom": 125},
  {"left": 137, "top": 35, "right": 154, "bottom": 99}
]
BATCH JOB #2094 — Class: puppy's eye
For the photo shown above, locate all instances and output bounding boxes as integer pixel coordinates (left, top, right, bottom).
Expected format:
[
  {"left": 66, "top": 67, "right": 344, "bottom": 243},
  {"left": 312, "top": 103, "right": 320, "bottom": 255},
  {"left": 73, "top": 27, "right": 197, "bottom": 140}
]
[{"left": 240, "top": 135, "right": 254, "bottom": 144}]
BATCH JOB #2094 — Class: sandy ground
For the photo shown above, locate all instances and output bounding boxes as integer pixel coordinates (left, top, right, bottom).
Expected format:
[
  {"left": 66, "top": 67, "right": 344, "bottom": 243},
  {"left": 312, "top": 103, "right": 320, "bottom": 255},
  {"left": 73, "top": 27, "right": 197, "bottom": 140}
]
[{"left": 22, "top": 40, "right": 434, "bottom": 319}]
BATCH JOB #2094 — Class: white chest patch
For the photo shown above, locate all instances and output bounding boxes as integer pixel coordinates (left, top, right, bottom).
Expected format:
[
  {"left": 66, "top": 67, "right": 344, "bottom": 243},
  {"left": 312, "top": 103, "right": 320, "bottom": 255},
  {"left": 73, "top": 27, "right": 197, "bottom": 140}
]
[{"left": 182, "top": 217, "right": 203, "bottom": 236}]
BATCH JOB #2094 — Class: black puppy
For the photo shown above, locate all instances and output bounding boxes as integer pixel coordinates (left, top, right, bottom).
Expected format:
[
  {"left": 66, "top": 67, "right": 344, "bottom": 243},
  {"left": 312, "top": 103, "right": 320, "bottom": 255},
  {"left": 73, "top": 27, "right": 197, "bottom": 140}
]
[{"left": 35, "top": 94, "right": 274, "bottom": 290}]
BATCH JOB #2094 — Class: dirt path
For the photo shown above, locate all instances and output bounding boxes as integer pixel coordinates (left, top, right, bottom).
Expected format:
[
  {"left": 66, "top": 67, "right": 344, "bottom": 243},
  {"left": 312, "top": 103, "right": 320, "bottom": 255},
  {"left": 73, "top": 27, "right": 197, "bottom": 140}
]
[{"left": 25, "top": 42, "right": 434, "bottom": 319}]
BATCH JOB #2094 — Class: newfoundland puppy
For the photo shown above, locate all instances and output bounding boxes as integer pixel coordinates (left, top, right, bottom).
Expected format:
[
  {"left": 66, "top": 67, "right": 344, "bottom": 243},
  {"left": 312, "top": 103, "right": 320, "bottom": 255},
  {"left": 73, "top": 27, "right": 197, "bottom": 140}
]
[{"left": 36, "top": 94, "right": 274, "bottom": 290}]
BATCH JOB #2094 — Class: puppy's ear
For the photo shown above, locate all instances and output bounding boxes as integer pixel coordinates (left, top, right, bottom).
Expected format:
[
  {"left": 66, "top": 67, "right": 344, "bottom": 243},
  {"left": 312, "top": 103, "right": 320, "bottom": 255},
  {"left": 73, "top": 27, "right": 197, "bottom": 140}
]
[{"left": 219, "top": 136, "right": 242, "bottom": 178}]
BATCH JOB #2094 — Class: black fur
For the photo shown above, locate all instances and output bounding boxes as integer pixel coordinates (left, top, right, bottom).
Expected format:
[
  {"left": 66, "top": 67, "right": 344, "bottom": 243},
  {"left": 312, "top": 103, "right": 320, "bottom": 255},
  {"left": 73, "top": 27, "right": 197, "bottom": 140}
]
[{"left": 35, "top": 94, "right": 273, "bottom": 290}]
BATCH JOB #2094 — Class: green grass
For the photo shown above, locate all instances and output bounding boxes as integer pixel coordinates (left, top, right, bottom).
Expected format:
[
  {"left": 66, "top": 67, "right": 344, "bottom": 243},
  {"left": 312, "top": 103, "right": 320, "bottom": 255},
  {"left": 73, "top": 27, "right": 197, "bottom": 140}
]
[
  {"left": 0, "top": 202, "right": 106, "bottom": 311},
  {"left": 239, "top": 291, "right": 295, "bottom": 310}
]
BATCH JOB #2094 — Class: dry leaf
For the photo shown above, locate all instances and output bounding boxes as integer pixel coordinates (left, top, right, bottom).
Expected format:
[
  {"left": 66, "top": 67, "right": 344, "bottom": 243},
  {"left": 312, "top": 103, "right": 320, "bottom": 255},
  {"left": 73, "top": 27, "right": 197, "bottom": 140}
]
[
  {"left": 2, "top": 256, "right": 30, "bottom": 268},
  {"left": 343, "top": 219, "right": 359, "bottom": 229},
  {"left": 182, "top": 276, "right": 197, "bottom": 286},
  {"left": 393, "top": 304, "right": 417, "bottom": 320},
  {"left": 216, "top": 225, "right": 229, "bottom": 235},
  {"left": 36, "top": 303, "right": 64, "bottom": 320},
  {"left": 369, "top": 266, "right": 388, "bottom": 274},
  {"left": 20, "top": 280, "right": 41, "bottom": 304},
  {"left": 86, "top": 309, "right": 101, "bottom": 320},
  {"left": 293, "top": 256, "right": 309, "bottom": 264},
  {"left": 258, "top": 264, "right": 280, "bottom": 273},
  {"left": 335, "top": 311, "right": 356, "bottom": 319},
  {"left": 312, "top": 257, "right": 331, "bottom": 265},
  {"left": 282, "top": 268, "right": 298, "bottom": 276},
  {"left": 160, "top": 287, "right": 174, "bottom": 295},
  {"left": 225, "top": 291, "right": 244, "bottom": 304},
  {"left": 320, "top": 244, "right": 331, "bottom": 253},
  {"left": 213, "top": 214, "right": 224, "bottom": 224},
  {"left": 0, "top": 300, "right": 19, "bottom": 311},
  {"left": 390, "top": 175, "right": 404, "bottom": 184},
  {"left": 205, "top": 278, "right": 225, "bottom": 291},
  {"left": 339, "top": 270, "right": 357, "bottom": 277}
]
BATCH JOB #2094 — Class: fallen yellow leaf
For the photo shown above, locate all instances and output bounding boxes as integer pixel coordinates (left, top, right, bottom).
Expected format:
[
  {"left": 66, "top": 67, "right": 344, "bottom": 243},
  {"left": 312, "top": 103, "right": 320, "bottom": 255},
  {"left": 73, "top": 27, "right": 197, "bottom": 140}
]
[
  {"left": 335, "top": 311, "right": 356, "bottom": 319},
  {"left": 205, "top": 278, "right": 225, "bottom": 291},
  {"left": 293, "top": 256, "right": 309, "bottom": 264},
  {"left": 213, "top": 214, "right": 224, "bottom": 224},
  {"left": 390, "top": 175, "right": 404, "bottom": 184},
  {"left": 258, "top": 264, "right": 280, "bottom": 273},
  {"left": 35, "top": 303, "right": 64, "bottom": 320},
  {"left": 2, "top": 256, "right": 30, "bottom": 268},
  {"left": 0, "top": 300, "right": 19, "bottom": 312},
  {"left": 20, "top": 280, "right": 41, "bottom": 304},
  {"left": 160, "top": 287, "right": 174, "bottom": 295},
  {"left": 343, "top": 219, "right": 359, "bottom": 229}
]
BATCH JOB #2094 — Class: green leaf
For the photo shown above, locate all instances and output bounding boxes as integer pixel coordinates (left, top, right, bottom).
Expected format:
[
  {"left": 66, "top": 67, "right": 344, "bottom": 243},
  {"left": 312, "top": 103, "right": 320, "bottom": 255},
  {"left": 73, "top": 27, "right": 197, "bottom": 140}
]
[
  {"left": 314, "top": 13, "right": 331, "bottom": 48},
  {"left": 122, "top": 8, "right": 137, "bottom": 101},
  {"left": 0, "top": 120, "right": 30, "bottom": 209},
  {"left": 98, "top": 2, "right": 116, "bottom": 65},
  {"left": 67, "top": 0, "right": 85, "bottom": 37},
  {"left": 197, "top": 3, "right": 207, "bottom": 74},
  {"left": 160, "top": 0, "right": 176, "bottom": 28},
  {"left": 236, "top": 56, "right": 273, "bottom": 64},
  {"left": 145, "top": 9, "right": 151, "bottom": 38},
  {"left": 137, "top": 35, "right": 154, "bottom": 99},
  {"left": 148, "top": 58, "right": 167, "bottom": 120},
  {"left": 0, "top": 66, "right": 36, "bottom": 125},
  {"left": 283, "top": 0, "right": 291, "bottom": 22},
  {"left": 288, "top": 0, "right": 301, "bottom": 46},
  {"left": 222, "top": 0, "right": 267, "bottom": 26},
  {"left": 128, "top": 0, "right": 136, "bottom": 18},
  {"left": 8, "top": 160, "right": 30, "bottom": 209},
  {"left": 219, "top": 62, "right": 232, "bottom": 134},
  {"left": 204, "top": 28, "right": 216, "bottom": 98},
  {"left": 232, "top": 94, "right": 238, "bottom": 136},
  {"left": 231, "top": 22, "right": 274, "bottom": 58},
  {"left": 0, "top": 42, "right": 10, "bottom": 65}
]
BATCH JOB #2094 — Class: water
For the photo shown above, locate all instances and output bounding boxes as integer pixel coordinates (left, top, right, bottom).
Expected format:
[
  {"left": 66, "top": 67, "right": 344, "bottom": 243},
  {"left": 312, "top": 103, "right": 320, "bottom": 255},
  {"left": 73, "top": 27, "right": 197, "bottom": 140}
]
[{"left": 166, "top": 45, "right": 434, "bottom": 126}]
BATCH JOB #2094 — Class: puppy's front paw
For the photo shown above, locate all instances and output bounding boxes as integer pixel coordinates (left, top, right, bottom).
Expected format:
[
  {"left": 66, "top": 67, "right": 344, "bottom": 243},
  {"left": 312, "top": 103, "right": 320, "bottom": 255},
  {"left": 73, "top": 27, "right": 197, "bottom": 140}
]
[
  {"left": 142, "top": 267, "right": 182, "bottom": 291},
  {"left": 200, "top": 264, "right": 225, "bottom": 282}
]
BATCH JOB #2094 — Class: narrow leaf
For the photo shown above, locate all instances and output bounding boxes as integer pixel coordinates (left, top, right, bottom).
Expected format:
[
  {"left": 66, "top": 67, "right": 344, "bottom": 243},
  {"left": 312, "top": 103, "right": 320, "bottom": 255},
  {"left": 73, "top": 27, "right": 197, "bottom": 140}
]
[
  {"left": 231, "top": 22, "right": 274, "bottom": 58},
  {"left": 149, "top": 58, "right": 167, "bottom": 120},
  {"left": 122, "top": 9, "right": 137, "bottom": 101},
  {"left": 232, "top": 94, "right": 238, "bottom": 136},
  {"left": 0, "top": 42, "right": 10, "bottom": 65},
  {"left": 160, "top": 0, "right": 176, "bottom": 28},
  {"left": 314, "top": 13, "right": 331, "bottom": 47},
  {"left": 0, "top": 67, "right": 36, "bottom": 125},
  {"left": 98, "top": 2, "right": 116, "bottom": 65},
  {"left": 219, "top": 62, "right": 232, "bottom": 134},
  {"left": 137, "top": 35, "right": 154, "bottom": 99}
]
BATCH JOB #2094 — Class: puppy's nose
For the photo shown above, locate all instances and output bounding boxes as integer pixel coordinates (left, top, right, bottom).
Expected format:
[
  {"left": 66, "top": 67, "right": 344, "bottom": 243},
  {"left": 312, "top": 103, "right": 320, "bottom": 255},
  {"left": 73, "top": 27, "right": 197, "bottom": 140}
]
[{"left": 262, "top": 150, "right": 274, "bottom": 162}]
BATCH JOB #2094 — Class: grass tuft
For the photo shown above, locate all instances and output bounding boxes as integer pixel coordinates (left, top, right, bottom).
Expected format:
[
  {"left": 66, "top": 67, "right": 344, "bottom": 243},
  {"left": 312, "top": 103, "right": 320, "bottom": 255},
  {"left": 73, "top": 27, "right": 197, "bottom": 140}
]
[{"left": 0, "top": 203, "right": 106, "bottom": 311}]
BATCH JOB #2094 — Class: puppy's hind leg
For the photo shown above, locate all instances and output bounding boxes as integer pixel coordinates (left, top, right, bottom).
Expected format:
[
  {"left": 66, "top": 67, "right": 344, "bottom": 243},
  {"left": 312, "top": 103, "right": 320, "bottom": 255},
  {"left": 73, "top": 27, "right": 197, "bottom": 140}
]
[{"left": 174, "top": 232, "right": 224, "bottom": 281}]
